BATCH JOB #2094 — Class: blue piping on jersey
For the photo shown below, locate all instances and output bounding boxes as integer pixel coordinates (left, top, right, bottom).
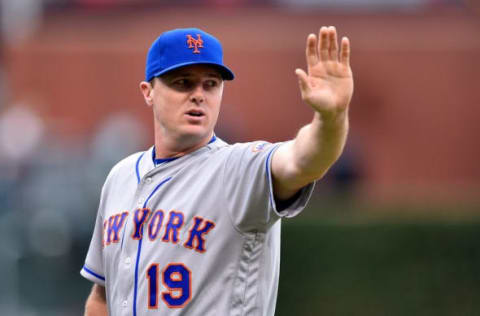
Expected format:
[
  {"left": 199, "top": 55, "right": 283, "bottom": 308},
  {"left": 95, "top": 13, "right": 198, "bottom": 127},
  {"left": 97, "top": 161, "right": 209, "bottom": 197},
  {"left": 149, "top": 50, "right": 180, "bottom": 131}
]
[
  {"left": 120, "top": 219, "right": 127, "bottom": 250},
  {"left": 152, "top": 145, "right": 179, "bottom": 165},
  {"left": 133, "top": 176, "right": 172, "bottom": 316},
  {"left": 135, "top": 152, "right": 146, "bottom": 184},
  {"left": 153, "top": 155, "right": 179, "bottom": 166},
  {"left": 265, "top": 147, "right": 276, "bottom": 207},
  {"left": 130, "top": 151, "right": 146, "bottom": 250},
  {"left": 208, "top": 134, "right": 217, "bottom": 144},
  {"left": 83, "top": 265, "right": 105, "bottom": 281}
]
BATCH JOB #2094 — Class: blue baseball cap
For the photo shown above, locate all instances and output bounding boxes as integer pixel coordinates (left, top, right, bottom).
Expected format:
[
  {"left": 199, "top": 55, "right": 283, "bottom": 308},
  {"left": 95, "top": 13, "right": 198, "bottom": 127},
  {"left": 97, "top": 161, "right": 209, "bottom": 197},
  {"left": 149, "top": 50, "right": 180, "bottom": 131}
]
[{"left": 145, "top": 28, "right": 235, "bottom": 82}]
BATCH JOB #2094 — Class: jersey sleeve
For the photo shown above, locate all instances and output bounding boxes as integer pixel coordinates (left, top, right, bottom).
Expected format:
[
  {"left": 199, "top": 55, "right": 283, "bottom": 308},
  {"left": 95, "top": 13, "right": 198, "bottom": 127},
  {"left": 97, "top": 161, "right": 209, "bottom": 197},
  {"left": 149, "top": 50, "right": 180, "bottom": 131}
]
[
  {"left": 80, "top": 183, "right": 108, "bottom": 286},
  {"left": 223, "top": 141, "right": 314, "bottom": 233}
]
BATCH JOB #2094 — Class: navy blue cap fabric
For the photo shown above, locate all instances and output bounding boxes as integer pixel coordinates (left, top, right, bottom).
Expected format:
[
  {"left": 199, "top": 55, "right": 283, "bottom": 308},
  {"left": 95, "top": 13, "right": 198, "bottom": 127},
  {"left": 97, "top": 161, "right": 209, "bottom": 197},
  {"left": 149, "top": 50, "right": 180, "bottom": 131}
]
[{"left": 145, "top": 28, "right": 235, "bottom": 82}]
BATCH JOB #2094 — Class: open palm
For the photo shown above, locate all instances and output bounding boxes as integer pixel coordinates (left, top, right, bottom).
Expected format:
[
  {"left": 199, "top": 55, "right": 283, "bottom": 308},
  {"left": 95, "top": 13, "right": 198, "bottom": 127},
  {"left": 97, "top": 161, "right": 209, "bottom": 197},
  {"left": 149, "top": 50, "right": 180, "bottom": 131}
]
[{"left": 296, "top": 26, "right": 353, "bottom": 116}]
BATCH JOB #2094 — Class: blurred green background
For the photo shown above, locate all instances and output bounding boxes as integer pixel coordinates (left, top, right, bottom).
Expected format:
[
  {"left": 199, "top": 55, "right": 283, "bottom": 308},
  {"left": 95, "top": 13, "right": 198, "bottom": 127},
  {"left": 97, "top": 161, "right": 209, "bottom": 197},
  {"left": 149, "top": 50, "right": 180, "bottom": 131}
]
[
  {"left": 278, "top": 211, "right": 480, "bottom": 315},
  {"left": 1, "top": 0, "right": 479, "bottom": 315}
]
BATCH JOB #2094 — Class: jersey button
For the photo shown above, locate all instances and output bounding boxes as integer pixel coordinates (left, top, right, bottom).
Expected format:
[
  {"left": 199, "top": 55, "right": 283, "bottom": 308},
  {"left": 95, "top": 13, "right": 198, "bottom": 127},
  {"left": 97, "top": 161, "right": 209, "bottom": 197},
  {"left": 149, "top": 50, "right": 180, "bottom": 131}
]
[
  {"left": 122, "top": 300, "right": 128, "bottom": 308},
  {"left": 138, "top": 198, "right": 144, "bottom": 206},
  {"left": 125, "top": 257, "right": 131, "bottom": 266},
  {"left": 145, "top": 177, "right": 152, "bottom": 184}
]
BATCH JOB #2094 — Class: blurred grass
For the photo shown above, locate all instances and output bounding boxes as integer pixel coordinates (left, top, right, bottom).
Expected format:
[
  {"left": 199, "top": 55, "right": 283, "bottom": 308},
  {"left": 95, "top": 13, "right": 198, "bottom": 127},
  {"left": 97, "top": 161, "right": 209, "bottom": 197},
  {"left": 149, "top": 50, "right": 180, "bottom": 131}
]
[{"left": 277, "top": 200, "right": 480, "bottom": 316}]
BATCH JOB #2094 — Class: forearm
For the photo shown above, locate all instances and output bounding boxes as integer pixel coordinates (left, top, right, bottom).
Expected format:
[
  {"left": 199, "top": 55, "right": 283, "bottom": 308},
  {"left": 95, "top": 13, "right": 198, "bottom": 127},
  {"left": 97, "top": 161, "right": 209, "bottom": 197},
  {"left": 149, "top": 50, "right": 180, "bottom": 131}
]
[
  {"left": 293, "top": 110, "right": 349, "bottom": 180},
  {"left": 273, "top": 110, "right": 348, "bottom": 199},
  {"left": 85, "top": 284, "right": 108, "bottom": 316}
]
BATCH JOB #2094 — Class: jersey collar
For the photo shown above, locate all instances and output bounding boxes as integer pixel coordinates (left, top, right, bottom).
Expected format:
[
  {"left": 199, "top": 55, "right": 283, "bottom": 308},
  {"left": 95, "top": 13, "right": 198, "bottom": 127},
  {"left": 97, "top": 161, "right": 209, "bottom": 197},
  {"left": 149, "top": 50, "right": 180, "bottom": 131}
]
[{"left": 152, "top": 134, "right": 217, "bottom": 166}]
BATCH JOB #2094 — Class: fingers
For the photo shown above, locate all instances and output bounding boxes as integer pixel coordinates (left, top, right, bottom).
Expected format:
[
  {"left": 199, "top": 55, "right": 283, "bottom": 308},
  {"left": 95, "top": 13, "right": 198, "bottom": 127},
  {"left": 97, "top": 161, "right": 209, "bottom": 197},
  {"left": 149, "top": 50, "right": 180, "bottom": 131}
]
[
  {"left": 306, "top": 33, "right": 318, "bottom": 67},
  {"left": 329, "top": 27, "right": 338, "bottom": 62},
  {"left": 339, "top": 36, "right": 351, "bottom": 67},
  {"left": 314, "top": 26, "right": 343, "bottom": 62},
  {"left": 318, "top": 26, "right": 329, "bottom": 61},
  {"left": 295, "top": 68, "right": 310, "bottom": 93},
  {"left": 303, "top": 26, "right": 351, "bottom": 73}
]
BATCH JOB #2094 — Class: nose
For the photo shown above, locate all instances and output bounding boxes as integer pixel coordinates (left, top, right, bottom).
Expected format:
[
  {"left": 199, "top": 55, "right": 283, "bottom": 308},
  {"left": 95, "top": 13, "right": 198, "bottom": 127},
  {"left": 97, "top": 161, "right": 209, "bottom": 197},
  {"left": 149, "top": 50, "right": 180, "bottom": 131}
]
[{"left": 190, "top": 84, "right": 205, "bottom": 105}]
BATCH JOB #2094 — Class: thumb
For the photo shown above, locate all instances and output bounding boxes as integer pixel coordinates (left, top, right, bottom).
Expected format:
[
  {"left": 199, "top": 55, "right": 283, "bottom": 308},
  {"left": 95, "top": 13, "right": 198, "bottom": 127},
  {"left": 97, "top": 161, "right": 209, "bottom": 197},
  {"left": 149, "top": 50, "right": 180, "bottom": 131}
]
[{"left": 295, "top": 68, "right": 310, "bottom": 94}]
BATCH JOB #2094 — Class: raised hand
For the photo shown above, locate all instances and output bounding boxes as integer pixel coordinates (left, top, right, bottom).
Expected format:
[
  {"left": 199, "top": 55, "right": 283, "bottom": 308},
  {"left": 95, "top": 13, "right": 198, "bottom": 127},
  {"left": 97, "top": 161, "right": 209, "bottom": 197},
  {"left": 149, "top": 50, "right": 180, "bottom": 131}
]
[{"left": 295, "top": 26, "right": 353, "bottom": 119}]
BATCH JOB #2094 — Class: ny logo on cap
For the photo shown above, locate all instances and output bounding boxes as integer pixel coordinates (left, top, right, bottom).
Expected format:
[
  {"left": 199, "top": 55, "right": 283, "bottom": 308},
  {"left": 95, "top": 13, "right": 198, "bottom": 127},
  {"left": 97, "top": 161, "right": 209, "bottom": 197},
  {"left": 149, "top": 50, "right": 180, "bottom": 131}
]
[{"left": 186, "top": 34, "right": 203, "bottom": 54}]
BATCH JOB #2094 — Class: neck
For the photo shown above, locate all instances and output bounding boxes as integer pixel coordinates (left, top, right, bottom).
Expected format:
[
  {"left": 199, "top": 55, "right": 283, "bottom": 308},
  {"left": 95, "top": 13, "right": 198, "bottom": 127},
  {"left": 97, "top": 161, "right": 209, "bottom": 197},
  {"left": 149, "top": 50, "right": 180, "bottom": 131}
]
[{"left": 154, "top": 132, "right": 214, "bottom": 159}]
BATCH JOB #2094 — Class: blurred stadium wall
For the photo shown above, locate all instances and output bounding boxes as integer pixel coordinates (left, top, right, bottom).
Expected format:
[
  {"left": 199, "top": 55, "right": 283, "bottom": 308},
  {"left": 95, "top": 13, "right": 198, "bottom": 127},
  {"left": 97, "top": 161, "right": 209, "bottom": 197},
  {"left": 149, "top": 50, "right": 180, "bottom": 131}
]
[
  {"left": 4, "top": 4, "right": 480, "bottom": 207},
  {"left": 0, "top": 1, "right": 479, "bottom": 315}
]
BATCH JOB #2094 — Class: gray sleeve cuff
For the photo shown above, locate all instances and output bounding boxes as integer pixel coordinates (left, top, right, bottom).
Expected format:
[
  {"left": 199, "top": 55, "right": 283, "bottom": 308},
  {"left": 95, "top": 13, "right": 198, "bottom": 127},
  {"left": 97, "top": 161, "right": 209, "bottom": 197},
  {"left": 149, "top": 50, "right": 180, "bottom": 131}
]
[{"left": 264, "top": 144, "right": 315, "bottom": 219}]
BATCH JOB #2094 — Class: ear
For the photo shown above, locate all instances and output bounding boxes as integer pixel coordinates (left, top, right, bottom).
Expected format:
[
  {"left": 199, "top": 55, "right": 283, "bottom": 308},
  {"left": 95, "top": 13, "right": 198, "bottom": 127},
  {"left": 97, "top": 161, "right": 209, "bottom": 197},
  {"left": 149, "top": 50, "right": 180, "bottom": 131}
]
[{"left": 139, "top": 81, "right": 154, "bottom": 106}]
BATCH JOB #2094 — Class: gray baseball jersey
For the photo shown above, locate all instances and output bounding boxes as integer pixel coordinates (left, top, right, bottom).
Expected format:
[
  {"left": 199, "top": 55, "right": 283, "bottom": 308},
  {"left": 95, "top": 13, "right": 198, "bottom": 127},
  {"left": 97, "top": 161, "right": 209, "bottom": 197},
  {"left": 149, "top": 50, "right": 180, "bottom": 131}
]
[{"left": 81, "top": 136, "right": 314, "bottom": 316}]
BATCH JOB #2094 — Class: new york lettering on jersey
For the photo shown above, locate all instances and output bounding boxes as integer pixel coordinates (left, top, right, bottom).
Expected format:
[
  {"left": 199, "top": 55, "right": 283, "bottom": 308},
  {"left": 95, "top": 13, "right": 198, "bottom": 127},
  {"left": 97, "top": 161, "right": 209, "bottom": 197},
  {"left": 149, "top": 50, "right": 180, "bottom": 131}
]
[{"left": 102, "top": 209, "right": 215, "bottom": 253}]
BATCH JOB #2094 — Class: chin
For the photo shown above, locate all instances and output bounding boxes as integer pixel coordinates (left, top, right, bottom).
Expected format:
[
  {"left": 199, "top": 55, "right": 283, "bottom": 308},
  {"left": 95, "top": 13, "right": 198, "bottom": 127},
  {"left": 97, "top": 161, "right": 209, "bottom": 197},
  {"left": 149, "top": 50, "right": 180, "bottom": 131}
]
[{"left": 179, "top": 126, "right": 212, "bottom": 142}]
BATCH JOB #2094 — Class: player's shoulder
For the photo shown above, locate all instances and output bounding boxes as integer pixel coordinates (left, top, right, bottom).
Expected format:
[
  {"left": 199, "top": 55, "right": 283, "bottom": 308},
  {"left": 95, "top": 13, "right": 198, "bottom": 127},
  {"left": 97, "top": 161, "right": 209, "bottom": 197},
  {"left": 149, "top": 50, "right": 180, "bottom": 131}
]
[
  {"left": 221, "top": 140, "right": 277, "bottom": 155},
  {"left": 209, "top": 140, "right": 282, "bottom": 167},
  {"left": 104, "top": 149, "right": 148, "bottom": 183}
]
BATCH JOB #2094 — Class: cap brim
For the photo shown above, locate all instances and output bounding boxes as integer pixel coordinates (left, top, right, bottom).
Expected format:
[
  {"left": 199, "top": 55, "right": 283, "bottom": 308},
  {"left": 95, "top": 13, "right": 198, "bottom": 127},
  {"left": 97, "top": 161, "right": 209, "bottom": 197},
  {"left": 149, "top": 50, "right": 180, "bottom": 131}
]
[{"left": 151, "top": 61, "right": 234, "bottom": 81}]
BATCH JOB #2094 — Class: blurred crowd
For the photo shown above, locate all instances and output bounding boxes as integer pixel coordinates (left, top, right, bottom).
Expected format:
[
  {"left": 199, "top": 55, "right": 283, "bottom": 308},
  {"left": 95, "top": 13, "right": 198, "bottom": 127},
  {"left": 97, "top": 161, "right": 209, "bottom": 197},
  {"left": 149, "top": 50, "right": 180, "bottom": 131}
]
[{"left": 0, "top": 97, "right": 147, "bottom": 315}]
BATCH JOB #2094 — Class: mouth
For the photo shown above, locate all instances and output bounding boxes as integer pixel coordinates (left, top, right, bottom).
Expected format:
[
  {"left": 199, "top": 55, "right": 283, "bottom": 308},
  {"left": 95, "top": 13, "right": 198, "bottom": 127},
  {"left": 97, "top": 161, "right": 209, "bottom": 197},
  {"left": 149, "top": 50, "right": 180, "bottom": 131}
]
[{"left": 185, "top": 109, "right": 205, "bottom": 118}]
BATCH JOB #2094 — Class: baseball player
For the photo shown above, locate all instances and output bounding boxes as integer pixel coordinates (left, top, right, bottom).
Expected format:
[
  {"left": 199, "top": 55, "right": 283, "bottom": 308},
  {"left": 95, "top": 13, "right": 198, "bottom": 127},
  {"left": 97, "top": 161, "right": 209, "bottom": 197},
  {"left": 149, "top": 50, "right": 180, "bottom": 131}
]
[{"left": 81, "top": 26, "right": 353, "bottom": 316}]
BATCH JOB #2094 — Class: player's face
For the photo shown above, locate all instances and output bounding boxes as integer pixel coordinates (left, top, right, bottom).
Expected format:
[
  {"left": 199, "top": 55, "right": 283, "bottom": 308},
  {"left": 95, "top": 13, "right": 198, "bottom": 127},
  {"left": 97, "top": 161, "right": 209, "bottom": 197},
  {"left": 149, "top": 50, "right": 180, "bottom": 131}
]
[{"left": 144, "top": 64, "right": 224, "bottom": 148}]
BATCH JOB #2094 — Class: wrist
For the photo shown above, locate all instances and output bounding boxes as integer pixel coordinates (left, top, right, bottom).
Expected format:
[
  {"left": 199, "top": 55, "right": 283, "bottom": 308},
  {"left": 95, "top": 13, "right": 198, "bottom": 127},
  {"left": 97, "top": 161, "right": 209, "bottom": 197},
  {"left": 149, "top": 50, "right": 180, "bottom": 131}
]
[{"left": 312, "top": 108, "right": 349, "bottom": 131}]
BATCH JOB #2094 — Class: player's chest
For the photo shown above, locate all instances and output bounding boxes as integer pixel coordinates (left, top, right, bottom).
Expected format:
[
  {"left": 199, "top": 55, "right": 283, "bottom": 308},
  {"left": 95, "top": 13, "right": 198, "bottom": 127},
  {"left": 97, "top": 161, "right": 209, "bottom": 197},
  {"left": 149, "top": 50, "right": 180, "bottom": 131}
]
[{"left": 101, "top": 170, "right": 225, "bottom": 255}]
